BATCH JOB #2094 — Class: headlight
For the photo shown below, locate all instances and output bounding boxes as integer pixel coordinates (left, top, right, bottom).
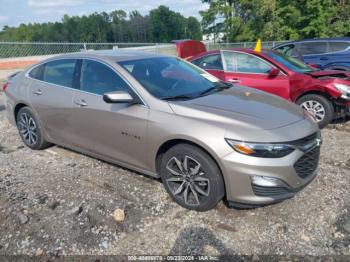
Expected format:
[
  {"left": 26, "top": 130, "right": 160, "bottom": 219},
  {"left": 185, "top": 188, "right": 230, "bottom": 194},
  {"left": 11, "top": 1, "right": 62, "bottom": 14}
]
[
  {"left": 334, "top": 83, "right": 350, "bottom": 98},
  {"left": 225, "top": 139, "right": 295, "bottom": 158}
]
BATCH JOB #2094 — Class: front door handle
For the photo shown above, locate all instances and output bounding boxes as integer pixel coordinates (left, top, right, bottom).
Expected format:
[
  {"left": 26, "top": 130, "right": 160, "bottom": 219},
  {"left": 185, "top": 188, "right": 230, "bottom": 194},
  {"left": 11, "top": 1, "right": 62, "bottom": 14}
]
[
  {"left": 74, "top": 99, "right": 88, "bottom": 107},
  {"left": 33, "top": 89, "right": 42, "bottom": 95},
  {"left": 320, "top": 57, "right": 328, "bottom": 61},
  {"left": 228, "top": 78, "right": 241, "bottom": 83}
]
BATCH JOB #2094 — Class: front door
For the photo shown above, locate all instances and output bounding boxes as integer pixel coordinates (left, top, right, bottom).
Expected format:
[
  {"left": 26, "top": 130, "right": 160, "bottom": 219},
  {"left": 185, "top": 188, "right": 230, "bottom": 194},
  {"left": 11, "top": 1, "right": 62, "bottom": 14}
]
[
  {"left": 70, "top": 59, "right": 150, "bottom": 170},
  {"left": 221, "top": 51, "right": 291, "bottom": 100}
]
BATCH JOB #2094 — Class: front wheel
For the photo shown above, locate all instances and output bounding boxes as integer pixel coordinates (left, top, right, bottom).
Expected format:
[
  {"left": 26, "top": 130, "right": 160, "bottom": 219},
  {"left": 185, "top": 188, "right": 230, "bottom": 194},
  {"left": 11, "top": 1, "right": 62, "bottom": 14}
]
[
  {"left": 296, "top": 94, "right": 334, "bottom": 129},
  {"left": 160, "top": 144, "right": 225, "bottom": 211}
]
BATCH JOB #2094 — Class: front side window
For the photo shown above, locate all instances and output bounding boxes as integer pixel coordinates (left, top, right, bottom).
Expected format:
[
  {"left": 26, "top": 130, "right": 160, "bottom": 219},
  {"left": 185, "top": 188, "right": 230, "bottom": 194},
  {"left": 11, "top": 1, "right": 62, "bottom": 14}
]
[
  {"left": 235, "top": 53, "right": 272, "bottom": 74},
  {"left": 329, "top": 41, "right": 350, "bottom": 52},
  {"left": 299, "top": 42, "right": 328, "bottom": 55},
  {"left": 80, "top": 60, "right": 130, "bottom": 95},
  {"left": 192, "top": 54, "right": 223, "bottom": 70},
  {"left": 119, "top": 57, "right": 227, "bottom": 100},
  {"left": 43, "top": 59, "right": 77, "bottom": 88}
]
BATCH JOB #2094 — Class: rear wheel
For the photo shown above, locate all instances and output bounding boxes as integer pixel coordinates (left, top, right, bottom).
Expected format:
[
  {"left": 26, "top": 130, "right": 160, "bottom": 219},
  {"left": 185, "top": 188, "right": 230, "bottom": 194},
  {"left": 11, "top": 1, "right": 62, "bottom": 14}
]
[
  {"left": 16, "top": 107, "right": 51, "bottom": 150},
  {"left": 160, "top": 144, "right": 225, "bottom": 211},
  {"left": 296, "top": 94, "right": 334, "bottom": 129}
]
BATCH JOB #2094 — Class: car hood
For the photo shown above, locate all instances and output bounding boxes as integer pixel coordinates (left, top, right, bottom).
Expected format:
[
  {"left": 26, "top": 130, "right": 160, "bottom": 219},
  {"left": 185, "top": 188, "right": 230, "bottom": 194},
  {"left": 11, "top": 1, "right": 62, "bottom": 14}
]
[
  {"left": 168, "top": 86, "right": 306, "bottom": 131},
  {"left": 306, "top": 70, "right": 350, "bottom": 80}
]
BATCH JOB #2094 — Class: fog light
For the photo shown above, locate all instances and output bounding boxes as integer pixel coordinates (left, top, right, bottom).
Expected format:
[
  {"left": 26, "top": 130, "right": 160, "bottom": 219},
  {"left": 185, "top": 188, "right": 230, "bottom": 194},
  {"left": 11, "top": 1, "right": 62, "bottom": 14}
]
[{"left": 251, "top": 176, "right": 288, "bottom": 187}]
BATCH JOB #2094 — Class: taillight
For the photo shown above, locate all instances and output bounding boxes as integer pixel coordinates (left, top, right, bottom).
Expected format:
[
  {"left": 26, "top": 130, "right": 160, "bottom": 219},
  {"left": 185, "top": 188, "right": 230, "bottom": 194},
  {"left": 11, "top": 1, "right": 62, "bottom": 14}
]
[{"left": 2, "top": 82, "right": 8, "bottom": 92}]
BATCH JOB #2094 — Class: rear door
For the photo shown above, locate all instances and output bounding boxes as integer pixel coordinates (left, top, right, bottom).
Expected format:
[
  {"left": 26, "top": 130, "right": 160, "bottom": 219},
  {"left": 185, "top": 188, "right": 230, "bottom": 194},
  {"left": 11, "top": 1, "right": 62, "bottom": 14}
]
[
  {"left": 221, "top": 51, "right": 290, "bottom": 99},
  {"left": 28, "top": 59, "right": 78, "bottom": 144},
  {"left": 70, "top": 59, "right": 150, "bottom": 170},
  {"left": 191, "top": 53, "right": 226, "bottom": 80}
]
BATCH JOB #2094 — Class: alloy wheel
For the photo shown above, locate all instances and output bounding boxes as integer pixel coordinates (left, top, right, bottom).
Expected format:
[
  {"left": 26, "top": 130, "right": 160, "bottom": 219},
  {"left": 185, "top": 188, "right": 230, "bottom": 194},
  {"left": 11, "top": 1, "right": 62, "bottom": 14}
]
[
  {"left": 301, "top": 100, "right": 325, "bottom": 122},
  {"left": 165, "top": 155, "right": 210, "bottom": 206},
  {"left": 17, "top": 112, "right": 38, "bottom": 146}
]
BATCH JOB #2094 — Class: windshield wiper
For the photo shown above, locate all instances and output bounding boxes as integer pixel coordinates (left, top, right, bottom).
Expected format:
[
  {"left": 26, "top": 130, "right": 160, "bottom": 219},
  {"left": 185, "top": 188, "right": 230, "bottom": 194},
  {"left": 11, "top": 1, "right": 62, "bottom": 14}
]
[
  {"left": 199, "top": 82, "right": 231, "bottom": 97},
  {"left": 161, "top": 95, "right": 196, "bottom": 101}
]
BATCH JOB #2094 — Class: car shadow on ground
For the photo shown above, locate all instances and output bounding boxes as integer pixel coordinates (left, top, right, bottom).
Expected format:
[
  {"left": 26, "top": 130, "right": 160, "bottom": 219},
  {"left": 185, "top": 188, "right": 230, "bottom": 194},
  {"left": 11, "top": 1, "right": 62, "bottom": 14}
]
[
  {"left": 168, "top": 226, "right": 235, "bottom": 258},
  {"left": 331, "top": 115, "right": 350, "bottom": 125}
]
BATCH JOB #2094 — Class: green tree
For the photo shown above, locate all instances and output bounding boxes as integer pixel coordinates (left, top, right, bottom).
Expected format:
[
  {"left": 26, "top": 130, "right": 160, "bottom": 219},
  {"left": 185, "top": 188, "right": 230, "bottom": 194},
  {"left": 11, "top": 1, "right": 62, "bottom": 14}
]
[
  {"left": 0, "top": 5, "right": 201, "bottom": 43},
  {"left": 201, "top": 0, "right": 350, "bottom": 41},
  {"left": 186, "top": 16, "right": 202, "bottom": 40},
  {"left": 149, "top": 5, "right": 188, "bottom": 42}
]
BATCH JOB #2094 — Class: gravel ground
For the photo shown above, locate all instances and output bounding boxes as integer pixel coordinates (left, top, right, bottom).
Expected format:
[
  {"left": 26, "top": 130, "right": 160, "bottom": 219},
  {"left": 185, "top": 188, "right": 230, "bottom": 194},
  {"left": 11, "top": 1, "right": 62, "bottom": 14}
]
[{"left": 0, "top": 73, "right": 350, "bottom": 258}]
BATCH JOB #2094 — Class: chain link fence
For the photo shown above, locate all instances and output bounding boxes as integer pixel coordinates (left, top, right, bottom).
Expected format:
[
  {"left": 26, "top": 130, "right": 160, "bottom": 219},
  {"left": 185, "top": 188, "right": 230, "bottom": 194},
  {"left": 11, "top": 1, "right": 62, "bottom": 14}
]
[
  {"left": 0, "top": 42, "right": 166, "bottom": 59},
  {"left": 0, "top": 40, "right": 288, "bottom": 59}
]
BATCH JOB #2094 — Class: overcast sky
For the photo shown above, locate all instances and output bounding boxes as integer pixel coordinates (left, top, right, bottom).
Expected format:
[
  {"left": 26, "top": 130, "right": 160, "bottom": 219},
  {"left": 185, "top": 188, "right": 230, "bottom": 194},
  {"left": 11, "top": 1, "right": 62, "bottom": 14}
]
[{"left": 0, "top": 0, "right": 208, "bottom": 29}]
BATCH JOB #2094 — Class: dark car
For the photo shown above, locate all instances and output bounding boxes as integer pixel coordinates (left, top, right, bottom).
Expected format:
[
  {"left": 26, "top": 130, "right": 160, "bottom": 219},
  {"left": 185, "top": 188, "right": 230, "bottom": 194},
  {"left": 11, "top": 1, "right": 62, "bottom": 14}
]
[{"left": 273, "top": 38, "right": 350, "bottom": 71}]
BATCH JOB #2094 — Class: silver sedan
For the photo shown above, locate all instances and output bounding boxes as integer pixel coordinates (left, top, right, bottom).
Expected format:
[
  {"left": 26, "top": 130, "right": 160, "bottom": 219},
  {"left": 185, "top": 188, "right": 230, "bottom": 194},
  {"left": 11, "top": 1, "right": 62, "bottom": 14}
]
[{"left": 3, "top": 51, "right": 320, "bottom": 211}]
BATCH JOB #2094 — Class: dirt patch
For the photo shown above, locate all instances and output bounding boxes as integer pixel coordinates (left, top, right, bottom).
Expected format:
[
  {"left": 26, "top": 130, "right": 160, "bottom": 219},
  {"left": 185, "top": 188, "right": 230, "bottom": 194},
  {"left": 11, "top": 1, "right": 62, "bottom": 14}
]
[{"left": 0, "top": 60, "right": 37, "bottom": 70}]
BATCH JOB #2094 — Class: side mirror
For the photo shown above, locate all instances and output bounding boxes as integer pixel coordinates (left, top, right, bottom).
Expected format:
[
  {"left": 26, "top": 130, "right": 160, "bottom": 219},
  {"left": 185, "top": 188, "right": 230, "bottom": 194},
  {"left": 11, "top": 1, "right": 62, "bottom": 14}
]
[
  {"left": 268, "top": 68, "right": 280, "bottom": 77},
  {"left": 103, "top": 91, "right": 135, "bottom": 104}
]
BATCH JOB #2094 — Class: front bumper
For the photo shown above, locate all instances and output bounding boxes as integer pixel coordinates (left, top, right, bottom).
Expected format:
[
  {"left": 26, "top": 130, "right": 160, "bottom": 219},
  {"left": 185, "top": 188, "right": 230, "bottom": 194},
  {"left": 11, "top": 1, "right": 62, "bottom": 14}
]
[{"left": 221, "top": 134, "right": 320, "bottom": 206}]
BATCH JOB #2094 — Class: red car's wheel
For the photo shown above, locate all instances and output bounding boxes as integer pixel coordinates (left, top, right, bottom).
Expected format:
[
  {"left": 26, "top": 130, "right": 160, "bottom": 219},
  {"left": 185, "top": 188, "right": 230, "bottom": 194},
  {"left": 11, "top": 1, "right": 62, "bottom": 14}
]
[{"left": 297, "top": 94, "right": 334, "bottom": 129}]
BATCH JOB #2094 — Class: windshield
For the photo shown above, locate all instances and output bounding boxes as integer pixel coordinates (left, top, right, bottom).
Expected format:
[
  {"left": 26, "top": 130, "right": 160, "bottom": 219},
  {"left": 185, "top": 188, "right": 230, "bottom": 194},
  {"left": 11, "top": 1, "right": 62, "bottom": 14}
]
[
  {"left": 267, "top": 51, "right": 315, "bottom": 73},
  {"left": 119, "top": 57, "right": 228, "bottom": 100}
]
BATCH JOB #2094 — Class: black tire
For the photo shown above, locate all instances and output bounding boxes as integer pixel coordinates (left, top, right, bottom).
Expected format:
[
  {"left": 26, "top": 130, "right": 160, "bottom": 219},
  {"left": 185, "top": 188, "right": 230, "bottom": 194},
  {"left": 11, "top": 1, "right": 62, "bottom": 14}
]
[
  {"left": 296, "top": 94, "right": 334, "bottom": 129},
  {"left": 16, "top": 107, "right": 51, "bottom": 150},
  {"left": 160, "top": 143, "right": 225, "bottom": 211}
]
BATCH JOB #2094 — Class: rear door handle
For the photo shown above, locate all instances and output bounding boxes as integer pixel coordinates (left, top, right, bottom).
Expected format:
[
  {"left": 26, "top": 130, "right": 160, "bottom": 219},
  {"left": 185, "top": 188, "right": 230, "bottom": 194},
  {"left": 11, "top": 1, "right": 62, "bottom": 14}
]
[
  {"left": 320, "top": 57, "right": 328, "bottom": 61},
  {"left": 33, "top": 89, "right": 42, "bottom": 95},
  {"left": 74, "top": 99, "right": 88, "bottom": 107},
  {"left": 228, "top": 78, "right": 241, "bottom": 83}
]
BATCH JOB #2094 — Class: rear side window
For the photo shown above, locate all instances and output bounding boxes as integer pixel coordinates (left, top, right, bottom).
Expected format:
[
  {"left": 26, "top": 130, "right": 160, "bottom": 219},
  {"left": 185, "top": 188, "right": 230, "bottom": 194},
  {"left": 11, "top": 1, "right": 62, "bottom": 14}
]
[
  {"left": 29, "top": 64, "right": 45, "bottom": 80},
  {"left": 43, "top": 59, "right": 77, "bottom": 88},
  {"left": 80, "top": 60, "right": 130, "bottom": 95},
  {"left": 299, "top": 42, "right": 328, "bottom": 55},
  {"left": 192, "top": 54, "right": 223, "bottom": 70},
  {"left": 329, "top": 41, "right": 350, "bottom": 52}
]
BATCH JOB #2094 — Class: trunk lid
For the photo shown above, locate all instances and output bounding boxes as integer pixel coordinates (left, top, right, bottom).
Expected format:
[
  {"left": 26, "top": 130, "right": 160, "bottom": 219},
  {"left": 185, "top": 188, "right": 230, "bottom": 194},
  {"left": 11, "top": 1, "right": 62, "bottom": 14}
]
[{"left": 174, "top": 40, "right": 207, "bottom": 60}]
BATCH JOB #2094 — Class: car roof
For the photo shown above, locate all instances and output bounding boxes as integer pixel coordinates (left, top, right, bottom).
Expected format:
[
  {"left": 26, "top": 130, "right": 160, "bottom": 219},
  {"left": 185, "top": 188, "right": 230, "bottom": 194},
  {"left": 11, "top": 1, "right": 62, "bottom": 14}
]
[
  {"left": 292, "top": 37, "right": 350, "bottom": 42},
  {"left": 192, "top": 48, "right": 273, "bottom": 57},
  {"left": 52, "top": 50, "right": 168, "bottom": 62},
  {"left": 274, "top": 37, "right": 350, "bottom": 48}
]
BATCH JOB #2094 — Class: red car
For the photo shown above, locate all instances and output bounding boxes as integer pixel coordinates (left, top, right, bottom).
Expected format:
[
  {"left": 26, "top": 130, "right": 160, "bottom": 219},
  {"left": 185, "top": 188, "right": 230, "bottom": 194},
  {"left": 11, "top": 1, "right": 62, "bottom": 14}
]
[{"left": 175, "top": 40, "right": 350, "bottom": 128}]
